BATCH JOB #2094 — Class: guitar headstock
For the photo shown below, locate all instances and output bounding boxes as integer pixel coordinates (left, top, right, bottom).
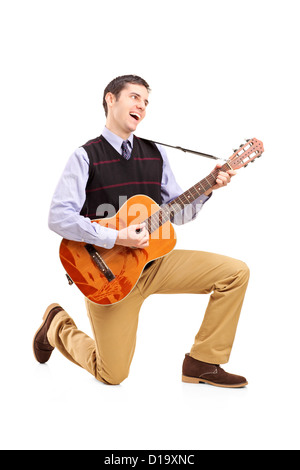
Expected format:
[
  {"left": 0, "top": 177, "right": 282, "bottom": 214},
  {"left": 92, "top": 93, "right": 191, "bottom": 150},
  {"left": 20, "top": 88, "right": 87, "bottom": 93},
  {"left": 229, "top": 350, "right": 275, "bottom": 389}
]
[{"left": 228, "top": 138, "right": 264, "bottom": 170}]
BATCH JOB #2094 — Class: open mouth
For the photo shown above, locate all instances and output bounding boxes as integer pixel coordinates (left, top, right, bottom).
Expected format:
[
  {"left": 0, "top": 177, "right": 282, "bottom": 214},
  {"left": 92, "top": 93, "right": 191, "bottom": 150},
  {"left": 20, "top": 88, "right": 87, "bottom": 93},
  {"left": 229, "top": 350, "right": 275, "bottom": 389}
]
[{"left": 129, "top": 112, "right": 141, "bottom": 121}]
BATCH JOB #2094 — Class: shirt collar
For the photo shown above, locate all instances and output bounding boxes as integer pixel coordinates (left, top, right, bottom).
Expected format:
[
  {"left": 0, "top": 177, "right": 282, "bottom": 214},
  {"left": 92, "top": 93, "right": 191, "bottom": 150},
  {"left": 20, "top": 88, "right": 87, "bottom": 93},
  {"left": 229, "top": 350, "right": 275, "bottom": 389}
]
[{"left": 102, "top": 127, "right": 134, "bottom": 155}]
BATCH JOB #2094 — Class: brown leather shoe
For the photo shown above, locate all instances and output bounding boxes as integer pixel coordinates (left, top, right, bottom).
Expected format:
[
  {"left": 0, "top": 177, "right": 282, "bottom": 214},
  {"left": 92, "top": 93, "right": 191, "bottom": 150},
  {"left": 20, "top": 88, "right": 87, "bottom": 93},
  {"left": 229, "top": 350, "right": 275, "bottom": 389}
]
[
  {"left": 33, "top": 303, "right": 64, "bottom": 364},
  {"left": 182, "top": 353, "right": 248, "bottom": 388}
]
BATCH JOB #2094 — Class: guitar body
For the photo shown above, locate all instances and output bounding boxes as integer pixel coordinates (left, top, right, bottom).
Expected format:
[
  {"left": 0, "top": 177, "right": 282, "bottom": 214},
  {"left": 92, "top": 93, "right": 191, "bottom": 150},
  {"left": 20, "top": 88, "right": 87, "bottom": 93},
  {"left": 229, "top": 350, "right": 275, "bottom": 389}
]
[{"left": 59, "top": 195, "right": 177, "bottom": 305}]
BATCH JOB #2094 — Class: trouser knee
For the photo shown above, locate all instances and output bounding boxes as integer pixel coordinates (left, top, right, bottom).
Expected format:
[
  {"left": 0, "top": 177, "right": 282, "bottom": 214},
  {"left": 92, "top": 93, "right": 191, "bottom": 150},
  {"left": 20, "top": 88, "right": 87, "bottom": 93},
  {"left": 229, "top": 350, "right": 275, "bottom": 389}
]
[
  {"left": 235, "top": 260, "right": 250, "bottom": 284},
  {"left": 95, "top": 368, "right": 130, "bottom": 386}
]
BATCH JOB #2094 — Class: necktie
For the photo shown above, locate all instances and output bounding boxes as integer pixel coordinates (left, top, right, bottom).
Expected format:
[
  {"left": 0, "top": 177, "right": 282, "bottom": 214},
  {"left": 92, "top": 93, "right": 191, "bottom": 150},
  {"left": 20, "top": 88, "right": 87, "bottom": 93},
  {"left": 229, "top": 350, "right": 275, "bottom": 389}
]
[{"left": 121, "top": 140, "right": 131, "bottom": 160}]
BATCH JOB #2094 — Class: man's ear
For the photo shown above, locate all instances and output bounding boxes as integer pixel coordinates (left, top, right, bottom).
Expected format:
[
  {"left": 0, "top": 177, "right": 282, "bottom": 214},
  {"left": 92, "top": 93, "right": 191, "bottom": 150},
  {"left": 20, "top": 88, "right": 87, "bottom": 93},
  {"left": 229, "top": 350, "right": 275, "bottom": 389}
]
[{"left": 105, "top": 92, "right": 116, "bottom": 110}]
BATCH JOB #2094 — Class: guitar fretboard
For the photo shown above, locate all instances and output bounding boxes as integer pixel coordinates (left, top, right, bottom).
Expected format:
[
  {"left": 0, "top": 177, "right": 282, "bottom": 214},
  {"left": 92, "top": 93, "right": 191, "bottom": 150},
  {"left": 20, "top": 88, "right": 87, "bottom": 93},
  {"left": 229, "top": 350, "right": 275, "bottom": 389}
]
[{"left": 144, "top": 162, "right": 232, "bottom": 233}]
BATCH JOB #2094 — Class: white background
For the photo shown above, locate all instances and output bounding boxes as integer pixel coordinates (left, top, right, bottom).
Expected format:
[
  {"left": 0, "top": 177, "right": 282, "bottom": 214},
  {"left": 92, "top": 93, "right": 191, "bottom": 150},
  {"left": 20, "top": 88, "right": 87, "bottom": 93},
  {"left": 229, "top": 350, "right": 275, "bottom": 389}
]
[{"left": 1, "top": 0, "right": 299, "bottom": 450}]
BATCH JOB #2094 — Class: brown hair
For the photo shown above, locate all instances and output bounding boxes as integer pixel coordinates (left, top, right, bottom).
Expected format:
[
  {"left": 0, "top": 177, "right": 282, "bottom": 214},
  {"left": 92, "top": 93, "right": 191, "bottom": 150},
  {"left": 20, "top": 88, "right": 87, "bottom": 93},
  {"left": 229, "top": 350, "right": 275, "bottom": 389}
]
[{"left": 103, "top": 75, "right": 151, "bottom": 116}]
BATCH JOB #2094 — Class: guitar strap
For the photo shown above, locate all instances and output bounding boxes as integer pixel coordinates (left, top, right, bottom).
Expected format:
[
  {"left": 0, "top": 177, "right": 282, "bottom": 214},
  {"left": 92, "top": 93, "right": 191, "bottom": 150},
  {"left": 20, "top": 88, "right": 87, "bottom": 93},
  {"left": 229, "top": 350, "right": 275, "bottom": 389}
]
[{"left": 141, "top": 138, "right": 226, "bottom": 161}]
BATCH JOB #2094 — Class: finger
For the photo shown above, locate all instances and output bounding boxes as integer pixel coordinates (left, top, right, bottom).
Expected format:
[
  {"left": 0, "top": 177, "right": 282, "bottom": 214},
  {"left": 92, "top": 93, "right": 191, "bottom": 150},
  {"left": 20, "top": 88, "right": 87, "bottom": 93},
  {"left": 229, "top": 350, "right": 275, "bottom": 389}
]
[
  {"left": 134, "top": 222, "right": 146, "bottom": 230},
  {"left": 214, "top": 163, "right": 223, "bottom": 170},
  {"left": 216, "top": 175, "right": 229, "bottom": 185},
  {"left": 134, "top": 223, "right": 147, "bottom": 234},
  {"left": 142, "top": 231, "right": 150, "bottom": 243},
  {"left": 140, "top": 226, "right": 149, "bottom": 237},
  {"left": 218, "top": 171, "right": 229, "bottom": 178},
  {"left": 138, "top": 236, "right": 149, "bottom": 248},
  {"left": 136, "top": 228, "right": 149, "bottom": 244}
]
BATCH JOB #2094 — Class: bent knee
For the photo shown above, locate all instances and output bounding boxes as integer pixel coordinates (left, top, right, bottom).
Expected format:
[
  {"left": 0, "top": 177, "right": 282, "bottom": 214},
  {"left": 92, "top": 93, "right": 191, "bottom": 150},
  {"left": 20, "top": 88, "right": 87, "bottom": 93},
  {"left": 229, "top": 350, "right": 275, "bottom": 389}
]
[
  {"left": 235, "top": 260, "right": 250, "bottom": 281},
  {"left": 95, "top": 368, "right": 129, "bottom": 386}
]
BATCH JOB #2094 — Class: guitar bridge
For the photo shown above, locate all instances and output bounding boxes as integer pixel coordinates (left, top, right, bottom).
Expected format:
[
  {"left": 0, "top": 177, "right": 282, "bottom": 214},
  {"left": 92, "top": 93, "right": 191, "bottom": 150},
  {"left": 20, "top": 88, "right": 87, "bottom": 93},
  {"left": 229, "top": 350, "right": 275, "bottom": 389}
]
[{"left": 84, "top": 244, "right": 115, "bottom": 282}]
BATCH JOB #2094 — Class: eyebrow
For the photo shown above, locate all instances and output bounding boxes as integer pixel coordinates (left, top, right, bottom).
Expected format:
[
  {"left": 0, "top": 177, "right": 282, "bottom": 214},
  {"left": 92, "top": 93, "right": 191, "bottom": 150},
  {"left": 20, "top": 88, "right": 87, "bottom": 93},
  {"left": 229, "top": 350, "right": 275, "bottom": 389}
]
[{"left": 130, "top": 92, "right": 149, "bottom": 106}]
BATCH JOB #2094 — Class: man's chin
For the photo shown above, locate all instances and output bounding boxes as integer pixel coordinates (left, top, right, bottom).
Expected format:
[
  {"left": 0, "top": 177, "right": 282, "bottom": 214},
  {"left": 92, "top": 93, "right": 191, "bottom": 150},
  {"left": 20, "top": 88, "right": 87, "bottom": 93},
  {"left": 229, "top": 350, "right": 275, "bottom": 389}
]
[{"left": 127, "top": 123, "right": 139, "bottom": 134}]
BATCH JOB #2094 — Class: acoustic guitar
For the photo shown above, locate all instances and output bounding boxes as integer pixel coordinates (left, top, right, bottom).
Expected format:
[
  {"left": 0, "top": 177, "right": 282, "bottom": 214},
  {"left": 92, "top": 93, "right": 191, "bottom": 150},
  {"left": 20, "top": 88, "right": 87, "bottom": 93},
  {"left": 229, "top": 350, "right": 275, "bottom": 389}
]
[{"left": 59, "top": 138, "right": 264, "bottom": 305}]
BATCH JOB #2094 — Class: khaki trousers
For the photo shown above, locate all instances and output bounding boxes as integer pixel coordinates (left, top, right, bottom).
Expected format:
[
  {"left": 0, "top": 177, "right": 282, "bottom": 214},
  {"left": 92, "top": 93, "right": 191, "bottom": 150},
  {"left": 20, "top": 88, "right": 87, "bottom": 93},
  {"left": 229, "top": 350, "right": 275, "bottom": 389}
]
[{"left": 48, "top": 250, "right": 250, "bottom": 385}]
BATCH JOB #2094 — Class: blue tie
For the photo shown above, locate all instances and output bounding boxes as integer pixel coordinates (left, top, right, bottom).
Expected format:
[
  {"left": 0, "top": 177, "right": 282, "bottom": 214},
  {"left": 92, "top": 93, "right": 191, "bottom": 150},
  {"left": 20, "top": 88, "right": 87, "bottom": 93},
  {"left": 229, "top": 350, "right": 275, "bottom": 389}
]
[{"left": 121, "top": 140, "right": 131, "bottom": 160}]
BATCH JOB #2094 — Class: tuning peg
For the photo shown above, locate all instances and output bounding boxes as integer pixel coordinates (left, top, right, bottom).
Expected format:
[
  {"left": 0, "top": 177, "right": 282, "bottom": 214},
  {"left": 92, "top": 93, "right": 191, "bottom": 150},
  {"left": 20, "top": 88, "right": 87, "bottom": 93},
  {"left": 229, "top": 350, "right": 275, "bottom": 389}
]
[
  {"left": 245, "top": 139, "right": 250, "bottom": 142},
  {"left": 233, "top": 149, "right": 238, "bottom": 153}
]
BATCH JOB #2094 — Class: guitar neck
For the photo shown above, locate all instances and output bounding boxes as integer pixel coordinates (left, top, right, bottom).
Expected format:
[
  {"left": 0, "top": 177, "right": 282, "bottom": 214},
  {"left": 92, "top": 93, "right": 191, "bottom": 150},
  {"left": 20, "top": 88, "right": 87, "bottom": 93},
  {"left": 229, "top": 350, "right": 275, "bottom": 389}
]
[
  {"left": 170, "top": 161, "right": 232, "bottom": 211},
  {"left": 144, "top": 161, "right": 232, "bottom": 234}
]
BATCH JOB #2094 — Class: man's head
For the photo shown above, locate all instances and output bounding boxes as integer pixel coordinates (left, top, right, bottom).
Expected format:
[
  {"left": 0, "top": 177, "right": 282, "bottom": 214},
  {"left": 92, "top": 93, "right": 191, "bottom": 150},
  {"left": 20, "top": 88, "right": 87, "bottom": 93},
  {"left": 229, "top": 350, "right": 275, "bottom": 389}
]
[{"left": 103, "top": 75, "right": 151, "bottom": 139}]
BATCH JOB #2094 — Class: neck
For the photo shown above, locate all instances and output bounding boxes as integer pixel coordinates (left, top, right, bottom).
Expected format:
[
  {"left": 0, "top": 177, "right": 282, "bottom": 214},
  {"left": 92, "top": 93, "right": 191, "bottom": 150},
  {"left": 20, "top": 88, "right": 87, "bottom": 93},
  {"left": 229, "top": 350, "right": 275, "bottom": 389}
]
[{"left": 105, "top": 120, "right": 132, "bottom": 141}]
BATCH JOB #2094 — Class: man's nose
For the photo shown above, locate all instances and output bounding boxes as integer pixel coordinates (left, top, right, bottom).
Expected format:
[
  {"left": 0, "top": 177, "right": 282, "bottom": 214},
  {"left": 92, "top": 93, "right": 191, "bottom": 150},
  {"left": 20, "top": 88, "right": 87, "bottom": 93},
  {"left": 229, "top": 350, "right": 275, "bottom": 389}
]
[{"left": 137, "top": 100, "right": 145, "bottom": 111}]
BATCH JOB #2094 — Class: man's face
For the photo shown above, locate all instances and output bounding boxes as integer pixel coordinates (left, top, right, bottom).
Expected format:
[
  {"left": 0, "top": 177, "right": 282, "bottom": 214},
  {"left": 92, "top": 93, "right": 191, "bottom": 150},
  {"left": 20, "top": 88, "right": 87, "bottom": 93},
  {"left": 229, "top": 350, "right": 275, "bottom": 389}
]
[{"left": 105, "top": 83, "right": 149, "bottom": 139}]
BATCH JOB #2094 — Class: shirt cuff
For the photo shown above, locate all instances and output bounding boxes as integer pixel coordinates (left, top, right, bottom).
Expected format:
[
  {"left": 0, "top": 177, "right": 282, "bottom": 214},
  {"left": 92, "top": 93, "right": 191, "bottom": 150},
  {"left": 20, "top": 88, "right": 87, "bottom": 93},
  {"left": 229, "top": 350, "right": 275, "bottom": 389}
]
[
  {"left": 198, "top": 193, "right": 212, "bottom": 203},
  {"left": 91, "top": 222, "right": 118, "bottom": 249}
]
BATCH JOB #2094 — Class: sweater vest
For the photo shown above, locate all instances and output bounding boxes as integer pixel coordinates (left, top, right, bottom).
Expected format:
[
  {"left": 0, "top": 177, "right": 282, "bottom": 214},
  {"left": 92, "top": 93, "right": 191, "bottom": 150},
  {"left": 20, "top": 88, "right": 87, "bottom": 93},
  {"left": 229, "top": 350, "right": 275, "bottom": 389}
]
[{"left": 80, "top": 135, "right": 163, "bottom": 220}]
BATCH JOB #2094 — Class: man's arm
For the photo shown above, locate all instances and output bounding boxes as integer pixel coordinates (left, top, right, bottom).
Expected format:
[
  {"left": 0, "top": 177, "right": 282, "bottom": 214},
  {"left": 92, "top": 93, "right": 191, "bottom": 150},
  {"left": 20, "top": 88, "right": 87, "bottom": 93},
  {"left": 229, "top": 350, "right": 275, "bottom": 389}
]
[
  {"left": 157, "top": 145, "right": 236, "bottom": 224},
  {"left": 48, "top": 148, "right": 118, "bottom": 249}
]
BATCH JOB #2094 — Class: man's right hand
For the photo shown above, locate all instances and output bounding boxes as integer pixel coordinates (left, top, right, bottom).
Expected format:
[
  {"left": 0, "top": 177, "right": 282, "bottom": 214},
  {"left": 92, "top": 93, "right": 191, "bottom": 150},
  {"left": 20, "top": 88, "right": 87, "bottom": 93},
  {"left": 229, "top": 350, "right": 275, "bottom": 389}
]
[{"left": 115, "top": 223, "right": 149, "bottom": 248}]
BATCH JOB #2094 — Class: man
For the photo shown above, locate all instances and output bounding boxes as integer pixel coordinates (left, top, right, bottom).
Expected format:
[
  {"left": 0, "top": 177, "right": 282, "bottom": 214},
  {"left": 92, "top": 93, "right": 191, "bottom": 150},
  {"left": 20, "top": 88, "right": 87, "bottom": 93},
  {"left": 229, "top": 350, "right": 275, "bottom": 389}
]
[{"left": 33, "top": 75, "right": 250, "bottom": 388}]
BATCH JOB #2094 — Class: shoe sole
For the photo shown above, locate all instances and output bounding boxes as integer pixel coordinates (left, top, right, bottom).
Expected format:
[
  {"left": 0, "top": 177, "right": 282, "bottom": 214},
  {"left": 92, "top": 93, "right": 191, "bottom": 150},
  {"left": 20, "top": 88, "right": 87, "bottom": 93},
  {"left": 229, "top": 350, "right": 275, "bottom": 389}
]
[
  {"left": 182, "top": 375, "right": 248, "bottom": 388},
  {"left": 32, "top": 303, "right": 61, "bottom": 363}
]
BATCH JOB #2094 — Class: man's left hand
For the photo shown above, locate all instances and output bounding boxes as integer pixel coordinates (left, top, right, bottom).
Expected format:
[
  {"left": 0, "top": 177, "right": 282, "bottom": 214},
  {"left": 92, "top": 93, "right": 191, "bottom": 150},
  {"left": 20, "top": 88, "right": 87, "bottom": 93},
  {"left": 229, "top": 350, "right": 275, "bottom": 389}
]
[{"left": 205, "top": 163, "right": 237, "bottom": 196}]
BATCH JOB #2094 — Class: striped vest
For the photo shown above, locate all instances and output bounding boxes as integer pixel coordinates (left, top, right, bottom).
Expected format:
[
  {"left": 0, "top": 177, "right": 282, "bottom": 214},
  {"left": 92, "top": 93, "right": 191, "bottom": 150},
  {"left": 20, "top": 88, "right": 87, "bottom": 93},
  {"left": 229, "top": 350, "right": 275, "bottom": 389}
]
[{"left": 80, "top": 135, "right": 163, "bottom": 219}]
